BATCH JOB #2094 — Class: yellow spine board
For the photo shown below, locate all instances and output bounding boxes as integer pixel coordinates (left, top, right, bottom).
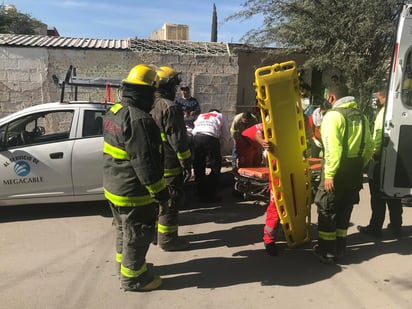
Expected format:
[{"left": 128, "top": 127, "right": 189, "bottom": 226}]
[{"left": 254, "top": 61, "right": 312, "bottom": 247}]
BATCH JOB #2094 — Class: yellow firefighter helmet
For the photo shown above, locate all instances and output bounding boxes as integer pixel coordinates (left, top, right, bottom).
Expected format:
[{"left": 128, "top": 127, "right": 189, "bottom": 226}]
[
  {"left": 157, "top": 66, "right": 181, "bottom": 86},
  {"left": 123, "top": 64, "right": 158, "bottom": 87}
]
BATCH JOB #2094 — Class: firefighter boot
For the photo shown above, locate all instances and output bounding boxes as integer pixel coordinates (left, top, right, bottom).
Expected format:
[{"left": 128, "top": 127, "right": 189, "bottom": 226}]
[
  {"left": 313, "top": 238, "right": 336, "bottom": 264},
  {"left": 123, "top": 275, "right": 162, "bottom": 292},
  {"left": 160, "top": 237, "right": 190, "bottom": 251},
  {"left": 122, "top": 268, "right": 163, "bottom": 292},
  {"left": 336, "top": 236, "right": 347, "bottom": 260},
  {"left": 312, "top": 244, "right": 335, "bottom": 264},
  {"left": 158, "top": 226, "right": 190, "bottom": 251}
]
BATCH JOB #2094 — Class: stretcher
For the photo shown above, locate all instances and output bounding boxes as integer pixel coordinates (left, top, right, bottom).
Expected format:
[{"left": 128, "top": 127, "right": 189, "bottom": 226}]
[
  {"left": 233, "top": 167, "right": 270, "bottom": 203},
  {"left": 254, "top": 60, "right": 313, "bottom": 247},
  {"left": 233, "top": 158, "right": 322, "bottom": 205}
]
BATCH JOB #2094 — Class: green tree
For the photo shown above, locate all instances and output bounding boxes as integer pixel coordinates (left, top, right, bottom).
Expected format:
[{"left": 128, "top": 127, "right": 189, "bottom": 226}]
[
  {"left": 0, "top": 6, "right": 44, "bottom": 35},
  {"left": 226, "top": 0, "right": 403, "bottom": 109}
]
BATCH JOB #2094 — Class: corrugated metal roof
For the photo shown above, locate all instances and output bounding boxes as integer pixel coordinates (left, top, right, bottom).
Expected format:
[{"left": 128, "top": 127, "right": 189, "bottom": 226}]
[
  {"left": 0, "top": 34, "right": 129, "bottom": 49},
  {"left": 129, "top": 39, "right": 230, "bottom": 55},
  {"left": 0, "top": 34, "right": 231, "bottom": 55}
]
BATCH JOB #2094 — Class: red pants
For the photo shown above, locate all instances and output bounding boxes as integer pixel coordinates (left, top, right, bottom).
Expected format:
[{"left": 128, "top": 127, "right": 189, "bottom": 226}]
[{"left": 263, "top": 185, "right": 280, "bottom": 245}]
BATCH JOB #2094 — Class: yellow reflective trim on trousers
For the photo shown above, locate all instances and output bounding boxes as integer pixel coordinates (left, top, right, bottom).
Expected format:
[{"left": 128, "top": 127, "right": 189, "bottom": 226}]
[
  {"left": 116, "top": 252, "right": 122, "bottom": 263},
  {"left": 158, "top": 223, "right": 178, "bottom": 234},
  {"left": 145, "top": 178, "right": 166, "bottom": 194},
  {"left": 164, "top": 166, "right": 183, "bottom": 177},
  {"left": 336, "top": 229, "right": 347, "bottom": 237},
  {"left": 318, "top": 230, "right": 336, "bottom": 241},
  {"left": 161, "top": 133, "right": 167, "bottom": 142},
  {"left": 110, "top": 103, "right": 123, "bottom": 114},
  {"left": 104, "top": 189, "right": 154, "bottom": 206},
  {"left": 177, "top": 149, "right": 191, "bottom": 160},
  {"left": 103, "top": 142, "right": 129, "bottom": 160},
  {"left": 121, "top": 262, "right": 147, "bottom": 278}
]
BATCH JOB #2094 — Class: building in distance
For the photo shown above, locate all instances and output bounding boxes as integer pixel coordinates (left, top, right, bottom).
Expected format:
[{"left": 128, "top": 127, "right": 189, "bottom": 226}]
[{"left": 150, "top": 24, "right": 189, "bottom": 41}]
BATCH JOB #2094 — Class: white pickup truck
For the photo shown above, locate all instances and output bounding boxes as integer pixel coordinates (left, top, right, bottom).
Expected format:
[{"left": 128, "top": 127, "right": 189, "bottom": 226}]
[{"left": 0, "top": 101, "right": 112, "bottom": 206}]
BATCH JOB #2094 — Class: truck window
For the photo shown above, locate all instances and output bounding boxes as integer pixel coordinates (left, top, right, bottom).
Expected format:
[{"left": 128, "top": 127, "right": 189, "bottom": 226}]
[
  {"left": 82, "top": 110, "right": 105, "bottom": 137},
  {"left": 3, "top": 110, "right": 74, "bottom": 148},
  {"left": 401, "top": 48, "right": 412, "bottom": 106}
]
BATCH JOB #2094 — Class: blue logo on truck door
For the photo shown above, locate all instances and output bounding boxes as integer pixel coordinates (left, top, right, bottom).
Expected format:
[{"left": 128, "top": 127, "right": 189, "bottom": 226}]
[
  {"left": 2, "top": 155, "right": 44, "bottom": 185},
  {"left": 13, "top": 161, "right": 31, "bottom": 176}
]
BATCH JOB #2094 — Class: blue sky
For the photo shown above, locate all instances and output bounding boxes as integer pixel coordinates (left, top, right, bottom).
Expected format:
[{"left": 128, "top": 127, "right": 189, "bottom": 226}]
[{"left": 6, "top": 0, "right": 263, "bottom": 43}]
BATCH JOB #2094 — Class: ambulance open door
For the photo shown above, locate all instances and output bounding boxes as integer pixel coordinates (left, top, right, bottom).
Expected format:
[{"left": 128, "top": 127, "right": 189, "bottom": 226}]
[{"left": 381, "top": 3, "right": 412, "bottom": 198}]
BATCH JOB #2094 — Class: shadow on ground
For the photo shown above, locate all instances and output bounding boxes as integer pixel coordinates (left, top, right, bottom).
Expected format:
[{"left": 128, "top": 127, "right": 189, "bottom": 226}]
[
  {"left": 154, "top": 233, "right": 412, "bottom": 290},
  {"left": 155, "top": 242, "right": 342, "bottom": 289},
  {"left": 155, "top": 216, "right": 412, "bottom": 290},
  {"left": 181, "top": 170, "right": 267, "bottom": 225},
  {"left": 0, "top": 201, "right": 112, "bottom": 222},
  {"left": 338, "top": 226, "right": 412, "bottom": 265}
]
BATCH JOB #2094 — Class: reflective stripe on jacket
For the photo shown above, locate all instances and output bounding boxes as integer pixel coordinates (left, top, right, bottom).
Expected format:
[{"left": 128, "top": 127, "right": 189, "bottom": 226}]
[
  {"left": 103, "top": 102, "right": 168, "bottom": 206},
  {"left": 372, "top": 107, "right": 384, "bottom": 154},
  {"left": 320, "top": 97, "right": 374, "bottom": 179},
  {"left": 152, "top": 93, "right": 192, "bottom": 178}
]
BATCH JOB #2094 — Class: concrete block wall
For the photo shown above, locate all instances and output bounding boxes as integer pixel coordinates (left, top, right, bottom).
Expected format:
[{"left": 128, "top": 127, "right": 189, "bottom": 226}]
[
  {"left": 0, "top": 46, "right": 239, "bottom": 153},
  {"left": 0, "top": 47, "right": 49, "bottom": 114}
]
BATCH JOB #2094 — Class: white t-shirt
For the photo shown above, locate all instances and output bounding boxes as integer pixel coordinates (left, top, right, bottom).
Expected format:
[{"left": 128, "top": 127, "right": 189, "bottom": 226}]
[{"left": 192, "top": 111, "right": 230, "bottom": 143}]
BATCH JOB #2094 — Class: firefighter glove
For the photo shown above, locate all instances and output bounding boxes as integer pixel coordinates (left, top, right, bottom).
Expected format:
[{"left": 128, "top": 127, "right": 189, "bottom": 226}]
[
  {"left": 158, "top": 199, "right": 170, "bottom": 215},
  {"left": 183, "top": 167, "right": 192, "bottom": 183},
  {"left": 180, "top": 158, "right": 192, "bottom": 169},
  {"left": 153, "top": 187, "right": 170, "bottom": 204}
]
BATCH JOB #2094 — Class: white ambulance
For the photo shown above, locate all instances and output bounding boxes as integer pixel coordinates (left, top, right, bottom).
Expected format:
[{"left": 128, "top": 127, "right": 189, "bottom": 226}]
[{"left": 381, "top": 2, "right": 412, "bottom": 199}]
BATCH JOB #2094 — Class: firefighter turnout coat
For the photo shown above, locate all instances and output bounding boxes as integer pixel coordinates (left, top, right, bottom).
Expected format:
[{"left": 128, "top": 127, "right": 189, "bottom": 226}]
[
  {"left": 151, "top": 90, "right": 192, "bottom": 246},
  {"left": 151, "top": 91, "right": 192, "bottom": 178},
  {"left": 103, "top": 102, "right": 169, "bottom": 206}
]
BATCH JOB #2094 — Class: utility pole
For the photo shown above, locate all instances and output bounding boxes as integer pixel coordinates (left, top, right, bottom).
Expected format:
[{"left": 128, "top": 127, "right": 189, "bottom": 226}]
[{"left": 211, "top": 3, "right": 217, "bottom": 42}]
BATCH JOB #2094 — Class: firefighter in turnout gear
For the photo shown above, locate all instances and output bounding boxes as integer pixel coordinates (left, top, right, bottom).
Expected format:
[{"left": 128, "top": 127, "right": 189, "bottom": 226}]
[
  {"left": 103, "top": 64, "right": 168, "bottom": 292},
  {"left": 151, "top": 66, "right": 192, "bottom": 251},
  {"left": 313, "top": 84, "right": 373, "bottom": 264}
]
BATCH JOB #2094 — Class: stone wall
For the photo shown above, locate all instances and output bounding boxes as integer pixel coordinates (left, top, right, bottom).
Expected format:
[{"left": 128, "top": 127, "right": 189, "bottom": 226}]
[
  {"left": 0, "top": 46, "right": 239, "bottom": 153},
  {"left": 0, "top": 47, "right": 49, "bottom": 114},
  {"left": 2, "top": 43, "right": 336, "bottom": 155},
  {"left": 1, "top": 47, "right": 238, "bottom": 119}
]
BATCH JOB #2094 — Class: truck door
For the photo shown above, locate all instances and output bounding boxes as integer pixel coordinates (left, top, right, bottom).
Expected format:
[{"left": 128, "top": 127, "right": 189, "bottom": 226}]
[
  {"left": 71, "top": 109, "right": 105, "bottom": 197},
  {"left": 0, "top": 110, "right": 75, "bottom": 202},
  {"left": 381, "top": 3, "right": 412, "bottom": 197}
]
